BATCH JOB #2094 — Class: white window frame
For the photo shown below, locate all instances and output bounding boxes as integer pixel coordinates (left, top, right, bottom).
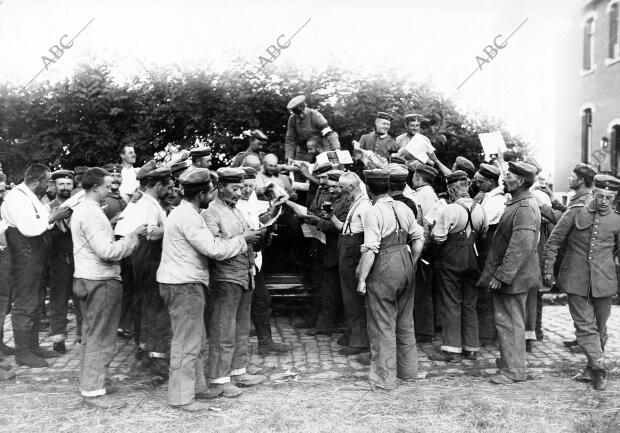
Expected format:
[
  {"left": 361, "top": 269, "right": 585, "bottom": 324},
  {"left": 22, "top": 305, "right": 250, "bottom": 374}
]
[
  {"left": 581, "top": 12, "right": 598, "bottom": 75},
  {"left": 605, "top": 1, "right": 620, "bottom": 65}
]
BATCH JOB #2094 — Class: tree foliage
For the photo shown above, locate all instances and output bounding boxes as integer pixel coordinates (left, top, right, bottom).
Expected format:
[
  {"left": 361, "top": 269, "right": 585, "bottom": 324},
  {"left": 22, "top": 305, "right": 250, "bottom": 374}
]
[{"left": 0, "top": 64, "right": 529, "bottom": 182}]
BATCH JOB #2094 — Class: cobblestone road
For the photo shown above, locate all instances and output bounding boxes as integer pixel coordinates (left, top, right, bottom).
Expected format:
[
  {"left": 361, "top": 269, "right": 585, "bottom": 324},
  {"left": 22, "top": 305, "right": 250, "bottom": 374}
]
[{"left": 3, "top": 304, "right": 620, "bottom": 382}]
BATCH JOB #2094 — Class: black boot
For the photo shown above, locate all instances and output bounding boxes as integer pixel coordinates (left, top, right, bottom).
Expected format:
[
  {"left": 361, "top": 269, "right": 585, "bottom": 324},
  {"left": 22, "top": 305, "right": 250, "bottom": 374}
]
[
  {"left": 14, "top": 331, "right": 48, "bottom": 368},
  {"left": 592, "top": 368, "right": 607, "bottom": 391},
  {"left": 30, "top": 327, "right": 58, "bottom": 359},
  {"left": 256, "top": 321, "right": 292, "bottom": 355},
  {"left": 0, "top": 329, "right": 15, "bottom": 356},
  {"left": 53, "top": 341, "right": 67, "bottom": 354}
]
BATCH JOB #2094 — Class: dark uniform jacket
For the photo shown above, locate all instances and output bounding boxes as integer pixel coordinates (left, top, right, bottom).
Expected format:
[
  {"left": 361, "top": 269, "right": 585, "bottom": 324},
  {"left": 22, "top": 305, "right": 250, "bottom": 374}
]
[
  {"left": 285, "top": 108, "right": 340, "bottom": 160},
  {"left": 103, "top": 192, "right": 127, "bottom": 221},
  {"left": 479, "top": 191, "right": 541, "bottom": 294},
  {"left": 317, "top": 195, "right": 353, "bottom": 267},
  {"left": 542, "top": 201, "right": 620, "bottom": 298},
  {"left": 359, "top": 132, "right": 399, "bottom": 159}
]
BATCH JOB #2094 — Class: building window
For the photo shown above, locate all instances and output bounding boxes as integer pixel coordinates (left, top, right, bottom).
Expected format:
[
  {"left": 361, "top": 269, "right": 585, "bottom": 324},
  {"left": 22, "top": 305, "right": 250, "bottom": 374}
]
[
  {"left": 583, "top": 17, "right": 596, "bottom": 71},
  {"left": 610, "top": 3, "right": 619, "bottom": 58},
  {"left": 611, "top": 124, "right": 620, "bottom": 174},
  {"left": 582, "top": 108, "right": 593, "bottom": 163}
]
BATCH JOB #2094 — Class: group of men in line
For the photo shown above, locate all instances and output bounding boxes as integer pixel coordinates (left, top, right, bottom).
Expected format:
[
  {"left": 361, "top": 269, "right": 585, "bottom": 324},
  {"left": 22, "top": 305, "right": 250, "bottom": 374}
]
[{"left": 0, "top": 95, "right": 618, "bottom": 412}]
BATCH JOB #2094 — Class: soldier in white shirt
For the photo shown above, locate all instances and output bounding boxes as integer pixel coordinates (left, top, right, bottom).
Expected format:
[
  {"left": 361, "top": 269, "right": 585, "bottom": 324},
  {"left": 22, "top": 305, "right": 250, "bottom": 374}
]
[
  {"left": 71, "top": 167, "right": 146, "bottom": 408},
  {"left": 0, "top": 164, "right": 71, "bottom": 368},
  {"left": 119, "top": 145, "right": 139, "bottom": 202},
  {"left": 473, "top": 163, "right": 506, "bottom": 345}
]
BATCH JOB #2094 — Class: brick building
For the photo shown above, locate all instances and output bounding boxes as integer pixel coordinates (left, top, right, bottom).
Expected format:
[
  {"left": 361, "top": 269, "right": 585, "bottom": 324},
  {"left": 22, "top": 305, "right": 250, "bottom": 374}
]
[{"left": 555, "top": 0, "right": 620, "bottom": 190}]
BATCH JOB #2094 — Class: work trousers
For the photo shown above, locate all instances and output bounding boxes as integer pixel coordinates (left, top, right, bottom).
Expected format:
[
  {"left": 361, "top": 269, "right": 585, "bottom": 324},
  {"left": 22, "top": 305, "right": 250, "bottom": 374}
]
[
  {"left": 160, "top": 282, "right": 207, "bottom": 406},
  {"left": 366, "top": 243, "right": 417, "bottom": 389},
  {"left": 251, "top": 269, "right": 271, "bottom": 326},
  {"left": 118, "top": 254, "right": 135, "bottom": 333},
  {"left": 74, "top": 278, "right": 122, "bottom": 396},
  {"left": 49, "top": 251, "right": 82, "bottom": 341},
  {"left": 208, "top": 281, "right": 252, "bottom": 382},
  {"left": 476, "top": 231, "right": 496, "bottom": 344},
  {"left": 414, "top": 261, "right": 435, "bottom": 339},
  {"left": 0, "top": 247, "right": 11, "bottom": 335},
  {"left": 524, "top": 285, "right": 540, "bottom": 341},
  {"left": 438, "top": 267, "right": 479, "bottom": 353},
  {"left": 567, "top": 294, "right": 611, "bottom": 368},
  {"left": 494, "top": 291, "right": 528, "bottom": 381},
  {"left": 316, "top": 265, "right": 341, "bottom": 331},
  {"left": 5, "top": 228, "right": 50, "bottom": 333},
  {"left": 338, "top": 234, "right": 368, "bottom": 348}
]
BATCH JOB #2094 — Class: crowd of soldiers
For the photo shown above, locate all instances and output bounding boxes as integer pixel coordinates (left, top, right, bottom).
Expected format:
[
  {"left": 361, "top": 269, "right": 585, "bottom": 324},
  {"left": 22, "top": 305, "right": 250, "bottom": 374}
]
[{"left": 0, "top": 95, "right": 618, "bottom": 412}]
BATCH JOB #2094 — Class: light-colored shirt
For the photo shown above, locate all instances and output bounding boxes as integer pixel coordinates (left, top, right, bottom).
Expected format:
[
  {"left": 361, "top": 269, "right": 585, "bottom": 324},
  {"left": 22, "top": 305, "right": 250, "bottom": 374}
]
[
  {"left": 71, "top": 198, "right": 138, "bottom": 280},
  {"left": 403, "top": 184, "right": 417, "bottom": 202},
  {"left": 342, "top": 195, "right": 372, "bottom": 234},
  {"left": 132, "top": 193, "right": 167, "bottom": 237},
  {"left": 156, "top": 200, "right": 247, "bottom": 285},
  {"left": 361, "top": 196, "right": 424, "bottom": 253},
  {"left": 0, "top": 183, "right": 51, "bottom": 237},
  {"left": 119, "top": 166, "right": 139, "bottom": 199},
  {"left": 237, "top": 192, "right": 265, "bottom": 271},
  {"left": 255, "top": 172, "right": 288, "bottom": 198},
  {"left": 431, "top": 197, "right": 488, "bottom": 244},
  {"left": 481, "top": 186, "right": 506, "bottom": 226},
  {"left": 414, "top": 184, "right": 439, "bottom": 217}
]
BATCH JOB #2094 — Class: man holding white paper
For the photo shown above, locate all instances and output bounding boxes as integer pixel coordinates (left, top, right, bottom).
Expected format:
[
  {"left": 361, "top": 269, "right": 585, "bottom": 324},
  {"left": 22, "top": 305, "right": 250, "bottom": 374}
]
[{"left": 358, "top": 112, "right": 399, "bottom": 159}]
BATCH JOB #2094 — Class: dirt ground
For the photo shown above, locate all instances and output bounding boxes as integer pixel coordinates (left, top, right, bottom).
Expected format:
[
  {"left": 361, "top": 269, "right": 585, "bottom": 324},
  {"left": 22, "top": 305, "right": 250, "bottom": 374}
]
[{"left": 1, "top": 368, "right": 620, "bottom": 433}]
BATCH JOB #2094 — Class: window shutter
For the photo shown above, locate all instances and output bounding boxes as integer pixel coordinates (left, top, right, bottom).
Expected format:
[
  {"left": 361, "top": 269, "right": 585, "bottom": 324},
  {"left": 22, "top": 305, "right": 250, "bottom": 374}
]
[{"left": 610, "top": 5, "right": 618, "bottom": 58}]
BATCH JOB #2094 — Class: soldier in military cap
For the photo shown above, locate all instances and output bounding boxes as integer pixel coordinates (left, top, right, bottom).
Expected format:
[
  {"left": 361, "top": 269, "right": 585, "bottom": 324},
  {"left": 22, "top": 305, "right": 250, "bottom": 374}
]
[
  {"left": 542, "top": 174, "right": 620, "bottom": 390},
  {"left": 357, "top": 112, "right": 399, "bottom": 159},
  {"left": 190, "top": 147, "right": 212, "bottom": 169},
  {"left": 473, "top": 163, "right": 505, "bottom": 345},
  {"left": 170, "top": 159, "right": 192, "bottom": 179},
  {"left": 395, "top": 113, "right": 424, "bottom": 150},
  {"left": 453, "top": 156, "right": 476, "bottom": 179},
  {"left": 428, "top": 170, "right": 488, "bottom": 362},
  {"left": 479, "top": 162, "right": 541, "bottom": 385},
  {"left": 101, "top": 164, "right": 127, "bottom": 224},
  {"left": 47, "top": 170, "right": 83, "bottom": 354},
  {"left": 232, "top": 130, "right": 269, "bottom": 167},
  {"left": 356, "top": 169, "right": 424, "bottom": 390},
  {"left": 128, "top": 166, "right": 175, "bottom": 379},
  {"left": 157, "top": 168, "right": 260, "bottom": 411},
  {"left": 284, "top": 95, "right": 340, "bottom": 163},
  {"left": 203, "top": 167, "right": 267, "bottom": 398},
  {"left": 304, "top": 169, "right": 351, "bottom": 338},
  {"left": 72, "top": 166, "right": 89, "bottom": 196},
  {"left": 411, "top": 163, "right": 440, "bottom": 342}
]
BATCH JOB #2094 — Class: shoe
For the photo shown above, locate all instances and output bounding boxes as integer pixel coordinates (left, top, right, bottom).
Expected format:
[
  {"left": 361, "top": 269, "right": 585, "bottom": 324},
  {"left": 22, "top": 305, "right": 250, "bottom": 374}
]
[
  {"left": 15, "top": 352, "right": 48, "bottom": 368},
  {"left": 0, "top": 359, "right": 11, "bottom": 371},
  {"left": 0, "top": 367, "right": 15, "bottom": 380},
  {"left": 53, "top": 342, "right": 67, "bottom": 354},
  {"left": 82, "top": 395, "right": 127, "bottom": 409},
  {"left": 563, "top": 339, "right": 578, "bottom": 348},
  {"left": 233, "top": 372, "right": 266, "bottom": 387},
  {"left": 195, "top": 388, "right": 224, "bottom": 399},
  {"left": 592, "top": 368, "right": 607, "bottom": 390},
  {"left": 293, "top": 320, "right": 315, "bottom": 329},
  {"left": 489, "top": 374, "right": 515, "bottom": 385},
  {"left": 117, "top": 328, "right": 132, "bottom": 339},
  {"left": 426, "top": 349, "right": 461, "bottom": 363},
  {"left": 0, "top": 342, "right": 15, "bottom": 356},
  {"left": 32, "top": 346, "right": 59, "bottom": 359},
  {"left": 573, "top": 367, "right": 593, "bottom": 383},
  {"left": 495, "top": 358, "right": 504, "bottom": 370},
  {"left": 174, "top": 401, "right": 211, "bottom": 412},
  {"left": 211, "top": 383, "right": 242, "bottom": 398},
  {"left": 356, "top": 352, "right": 371, "bottom": 366},
  {"left": 149, "top": 358, "right": 170, "bottom": 379},
  {"left": 258, "top": 340, "right": 293, "bottom": 355},
  {"left": 462, "top": 350, "right": 478, "bottom": 361},
  {"left": 536, "top": 332, "right": 544, "bottom": 341},
  {"left": 305, "top": 328, "right": 333, "bottom": 336},
  {"left": 336, "top": 335, "right": 349, "bottom": 347},
  {"left": 526, "top": 340, "right": 533, "bottom": 353},
  {"left": 338, "top": 346, "right": 369, "bottom": 356}
]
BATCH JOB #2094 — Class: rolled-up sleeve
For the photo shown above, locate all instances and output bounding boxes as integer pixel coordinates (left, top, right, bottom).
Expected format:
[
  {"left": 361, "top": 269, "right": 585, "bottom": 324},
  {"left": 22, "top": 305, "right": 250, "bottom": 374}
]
[
  {"left": 361, "top": 208, "right": 382, "bottom": 254},
  {"left": 431, "top": 207, "right": 453, "bottom": 244},
  {"left": 494, "top": 206, "right": 538, "bottom": 284}
]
